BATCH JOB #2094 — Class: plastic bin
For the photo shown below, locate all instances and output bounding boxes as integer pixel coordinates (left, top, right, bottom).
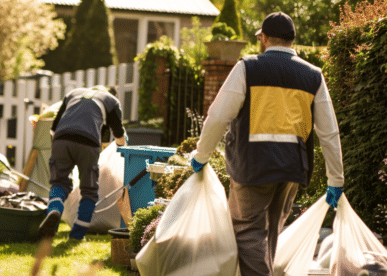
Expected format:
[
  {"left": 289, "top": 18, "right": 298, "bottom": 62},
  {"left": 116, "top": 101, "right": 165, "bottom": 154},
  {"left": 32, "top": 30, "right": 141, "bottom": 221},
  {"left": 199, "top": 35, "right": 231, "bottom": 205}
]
[
  {"left": 117, "top": 146, "right": 176, "bottom": 227},
  {"left": 0, "top": 206, "right": 46, "bottom": 242}
]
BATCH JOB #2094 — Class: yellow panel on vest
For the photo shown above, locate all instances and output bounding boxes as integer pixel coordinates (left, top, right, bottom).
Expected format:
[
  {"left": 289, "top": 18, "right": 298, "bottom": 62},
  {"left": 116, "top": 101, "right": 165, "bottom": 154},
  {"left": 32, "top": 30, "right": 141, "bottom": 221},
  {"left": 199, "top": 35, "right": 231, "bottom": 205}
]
[{"left": 250, "top": 86, "right": 314, "bottom": 142}]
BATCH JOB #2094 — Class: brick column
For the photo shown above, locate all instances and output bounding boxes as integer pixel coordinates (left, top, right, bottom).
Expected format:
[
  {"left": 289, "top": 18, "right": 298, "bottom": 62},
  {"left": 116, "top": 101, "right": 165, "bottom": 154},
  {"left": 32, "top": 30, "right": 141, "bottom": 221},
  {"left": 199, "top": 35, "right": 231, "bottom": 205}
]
[
  {"left": 202, "top": 60, "right": 236, "bottom": 117},
  {"left": 153, "top": 56, "right": 169, "bottom": 125}
]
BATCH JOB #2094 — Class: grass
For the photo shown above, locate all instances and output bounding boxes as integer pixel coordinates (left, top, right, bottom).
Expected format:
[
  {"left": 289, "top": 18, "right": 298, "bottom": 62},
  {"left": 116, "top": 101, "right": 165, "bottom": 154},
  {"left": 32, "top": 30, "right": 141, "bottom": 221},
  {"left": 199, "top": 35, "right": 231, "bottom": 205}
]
[{"left": 0, "top": 222, "right": 140, "bottom": 276}]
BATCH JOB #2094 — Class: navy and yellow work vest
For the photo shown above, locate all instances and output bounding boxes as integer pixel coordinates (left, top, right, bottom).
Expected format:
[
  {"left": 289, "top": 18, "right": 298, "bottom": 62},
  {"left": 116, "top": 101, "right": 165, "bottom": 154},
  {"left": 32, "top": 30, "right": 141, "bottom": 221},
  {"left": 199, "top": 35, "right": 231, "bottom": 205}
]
[{"left": 225, "top": 51, "right": 322, "bottom": 188}]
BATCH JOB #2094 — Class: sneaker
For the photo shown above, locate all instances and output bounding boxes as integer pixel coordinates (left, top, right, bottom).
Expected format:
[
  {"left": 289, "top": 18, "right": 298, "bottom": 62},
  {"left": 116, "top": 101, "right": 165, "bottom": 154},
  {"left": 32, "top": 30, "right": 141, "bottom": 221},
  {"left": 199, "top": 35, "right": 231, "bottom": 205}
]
[{"left": 38, "top": 210, "right": 61, "bottom": 238}]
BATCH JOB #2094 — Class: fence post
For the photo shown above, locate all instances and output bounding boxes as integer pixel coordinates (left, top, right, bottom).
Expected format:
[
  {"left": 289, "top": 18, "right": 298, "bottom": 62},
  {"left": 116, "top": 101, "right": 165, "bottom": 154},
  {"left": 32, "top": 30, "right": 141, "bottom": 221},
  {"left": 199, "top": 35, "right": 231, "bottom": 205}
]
[
  {"left": 39, "top": 76, "right": 51, "bottom": 107},
  {"left": 23, "top": 80, "right": 37, "bottom": 168},
  {"left": 132, "top": 61, "right": 140, "bottom": 122},
  {"left": 52, "top": 74, "right": 62, "bottom": 103},
  {"left": 86, "top": 68, "right": 96, "bottom": 87},
  {"left": 117, "top": 63, "right": 127, "bottom": 120},
  {"left": 14, "top": 79, "right": 26, "bottom": 171},
  {"left": 107, "top": 65, "right": 117, "bottom": 87},
  {"left": 63, "top": 72, "right": 75, "bottom": 94},
  {"left": 75, "top": 70, "right": 85, "bottom": 88},
  {"left": 97, "top": 67, "right": 107, "bottom": 86}
]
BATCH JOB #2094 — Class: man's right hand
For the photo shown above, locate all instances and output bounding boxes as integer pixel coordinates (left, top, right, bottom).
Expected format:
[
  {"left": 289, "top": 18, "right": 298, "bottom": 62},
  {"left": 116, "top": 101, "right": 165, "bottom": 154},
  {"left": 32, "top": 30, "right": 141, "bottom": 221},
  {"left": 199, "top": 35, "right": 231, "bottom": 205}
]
[{"left": 191, "top": 158, "right": 206, "bottom": 173}]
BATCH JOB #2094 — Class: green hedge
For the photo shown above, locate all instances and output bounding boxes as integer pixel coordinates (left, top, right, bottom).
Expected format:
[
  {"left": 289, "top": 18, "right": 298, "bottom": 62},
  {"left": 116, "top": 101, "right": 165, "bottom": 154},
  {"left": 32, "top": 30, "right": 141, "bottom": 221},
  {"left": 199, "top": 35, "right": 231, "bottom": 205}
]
[{"left": 324, "top": 1, "right": 387, "bottom": 237}]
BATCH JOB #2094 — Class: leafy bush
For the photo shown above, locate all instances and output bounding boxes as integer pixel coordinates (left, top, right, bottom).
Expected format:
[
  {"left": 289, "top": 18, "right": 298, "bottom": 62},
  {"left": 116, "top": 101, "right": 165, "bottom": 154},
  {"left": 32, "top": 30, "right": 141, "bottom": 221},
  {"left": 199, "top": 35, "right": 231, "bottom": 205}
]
[
  {"left": 180, "top": 17, "right": 210, "bottom": 67},
  {"left": 294, "top": 45, "right": 326, "bottom": 68},
  {"left": 175, "top": 137, "right": 199, "bottom": 156},
  {"left": 128, "top": 204, "right": 165, "bottom": 253},
  {"left": 140, "top": 216, "right": 162, "bottom": 248},
  {"left": 324, "top": 0, "right": 387, "bottom": 236},
  {"left": 155, "top": 137, "right": 230, "bottom": 199}
]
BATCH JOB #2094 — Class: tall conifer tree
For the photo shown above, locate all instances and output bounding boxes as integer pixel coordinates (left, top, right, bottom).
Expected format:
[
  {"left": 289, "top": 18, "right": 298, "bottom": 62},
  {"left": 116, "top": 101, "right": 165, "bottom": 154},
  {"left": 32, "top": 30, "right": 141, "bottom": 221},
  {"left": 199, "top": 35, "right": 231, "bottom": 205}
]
[
  {"left": 215, "top": 0, "right": 243, "bottom": 39},
  {"left": 62, "top": 0, "right": 113, "bottom": 72}
]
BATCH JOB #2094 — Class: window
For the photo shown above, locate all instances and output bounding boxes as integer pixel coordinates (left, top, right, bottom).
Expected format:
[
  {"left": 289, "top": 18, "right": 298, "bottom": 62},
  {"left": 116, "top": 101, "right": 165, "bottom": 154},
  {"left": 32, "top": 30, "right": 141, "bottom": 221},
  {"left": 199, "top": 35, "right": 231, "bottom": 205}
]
[
  {"left": 113, "top": 18, "right": 138, "bottom": 63},
  {"left": 147, "top": 21, "right": 175, "bottom": 44}
]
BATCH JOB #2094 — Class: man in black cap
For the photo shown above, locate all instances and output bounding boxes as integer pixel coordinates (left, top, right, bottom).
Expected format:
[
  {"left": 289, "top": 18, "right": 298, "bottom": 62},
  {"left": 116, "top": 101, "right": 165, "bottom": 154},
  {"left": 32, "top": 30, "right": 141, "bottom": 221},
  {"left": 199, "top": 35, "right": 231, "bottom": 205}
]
[{"left": 191, "top": 12, "right": 344, "bottom": 275}]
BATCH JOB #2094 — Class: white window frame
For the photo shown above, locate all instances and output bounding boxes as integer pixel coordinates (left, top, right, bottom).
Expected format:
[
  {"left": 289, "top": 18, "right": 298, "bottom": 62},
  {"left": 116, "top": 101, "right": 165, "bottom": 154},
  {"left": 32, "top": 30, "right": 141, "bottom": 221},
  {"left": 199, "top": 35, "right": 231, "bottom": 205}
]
[{"left": 112, "top": 12, "right": 180, "bottom": 56}]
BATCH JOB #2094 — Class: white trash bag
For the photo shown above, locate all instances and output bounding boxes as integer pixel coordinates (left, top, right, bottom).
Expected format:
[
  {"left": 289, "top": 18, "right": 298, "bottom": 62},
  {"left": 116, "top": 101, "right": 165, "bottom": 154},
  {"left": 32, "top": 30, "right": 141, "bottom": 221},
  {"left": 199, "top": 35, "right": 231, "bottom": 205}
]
[
  {"left": 330, "top": 194, "right": 387, "bottom": 275},
  {"left": 136, "top": 164, "right": 238, "bottom": 276},
  {"left": 274, "top": 195, "right": 329, "bottom": 276},
  {"left": 62, "top": 142, "right": 124, "bottom": 233},
  {"left": 274, "top": 193, "right": 387, "bottom": 276}
]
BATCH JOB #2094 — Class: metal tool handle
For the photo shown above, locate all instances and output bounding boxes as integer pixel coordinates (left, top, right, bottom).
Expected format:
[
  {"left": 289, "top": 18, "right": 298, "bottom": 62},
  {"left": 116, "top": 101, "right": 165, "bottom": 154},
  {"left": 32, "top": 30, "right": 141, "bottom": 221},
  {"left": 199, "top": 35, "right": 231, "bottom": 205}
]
[
  {"left": 9, "top": 169, "right": 50, "bottom": 191},
  {"left": 94, "top": 168, "right": 148, "bottom": 210}
]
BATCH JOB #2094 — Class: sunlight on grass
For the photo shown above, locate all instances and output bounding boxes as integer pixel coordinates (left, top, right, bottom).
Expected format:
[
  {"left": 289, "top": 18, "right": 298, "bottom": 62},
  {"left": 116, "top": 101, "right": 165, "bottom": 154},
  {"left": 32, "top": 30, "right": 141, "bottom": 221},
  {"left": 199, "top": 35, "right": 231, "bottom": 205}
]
[{"left": 0, "top": 222, "right": 139, "bottom": 276}]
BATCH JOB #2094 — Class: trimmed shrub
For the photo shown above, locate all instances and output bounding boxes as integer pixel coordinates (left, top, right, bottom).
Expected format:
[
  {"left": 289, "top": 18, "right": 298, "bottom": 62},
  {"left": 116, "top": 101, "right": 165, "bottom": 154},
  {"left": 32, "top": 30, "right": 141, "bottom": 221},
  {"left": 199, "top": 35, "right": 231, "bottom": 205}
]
[
  {"left": 214, "top": 0, "right": 243, "bottom": 39},
  {"left": 211, "top": 22, "right": 237, "bottom": 41}
]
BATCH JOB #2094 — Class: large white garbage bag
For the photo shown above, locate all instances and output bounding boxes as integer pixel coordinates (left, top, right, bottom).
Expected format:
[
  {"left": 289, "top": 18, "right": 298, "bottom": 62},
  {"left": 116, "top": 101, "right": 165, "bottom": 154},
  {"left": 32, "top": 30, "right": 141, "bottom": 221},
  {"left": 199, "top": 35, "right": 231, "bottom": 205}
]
[
  {"left": 274, "top": 193, "right": 387, "bottom": 276},
  {"left": 274, "top": 195, "right": 330, "bottom": 276},
  {"left": 62, "top": 142, "right": 124, "bottom": 233},
  {"left": 136, "top": 164, "right": 238, "bottom": 276},
  {"left": 330, "top": 194, "right": 387, "bottom": 275}
]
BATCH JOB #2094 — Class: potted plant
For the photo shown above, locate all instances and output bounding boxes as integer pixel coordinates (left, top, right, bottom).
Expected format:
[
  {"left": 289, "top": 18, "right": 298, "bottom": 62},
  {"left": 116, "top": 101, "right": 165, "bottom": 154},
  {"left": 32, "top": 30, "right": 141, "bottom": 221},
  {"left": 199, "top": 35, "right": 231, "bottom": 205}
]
[{"left": 204, "top": 22, "right": 247, "bottom": 62}]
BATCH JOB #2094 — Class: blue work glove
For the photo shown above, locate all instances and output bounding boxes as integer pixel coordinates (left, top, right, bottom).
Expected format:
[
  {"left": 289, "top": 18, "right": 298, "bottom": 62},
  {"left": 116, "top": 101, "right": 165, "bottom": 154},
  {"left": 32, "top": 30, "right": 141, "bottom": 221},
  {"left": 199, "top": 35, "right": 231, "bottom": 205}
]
[
  {"left": 191, "top": 158, "right": 206, "bottom": 173},
  {"left": 326, "top": 186, "right": 343, "bottom": 208}
]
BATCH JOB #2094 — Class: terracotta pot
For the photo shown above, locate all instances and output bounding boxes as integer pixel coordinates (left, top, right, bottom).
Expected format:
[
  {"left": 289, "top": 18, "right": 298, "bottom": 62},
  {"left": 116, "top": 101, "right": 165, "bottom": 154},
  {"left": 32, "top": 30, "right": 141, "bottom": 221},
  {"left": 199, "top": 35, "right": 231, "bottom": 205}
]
[{"left": 204, "top": 40, "right": 248, "bottom": 62}]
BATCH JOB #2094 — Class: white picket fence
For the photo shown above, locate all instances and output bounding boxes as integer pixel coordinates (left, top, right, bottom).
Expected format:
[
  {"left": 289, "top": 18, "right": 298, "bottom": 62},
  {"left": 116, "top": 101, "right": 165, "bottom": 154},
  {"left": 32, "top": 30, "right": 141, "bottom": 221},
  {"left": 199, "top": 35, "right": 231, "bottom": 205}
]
[{"left": 0, "top": 62, "right": 139, "bottom": 172}]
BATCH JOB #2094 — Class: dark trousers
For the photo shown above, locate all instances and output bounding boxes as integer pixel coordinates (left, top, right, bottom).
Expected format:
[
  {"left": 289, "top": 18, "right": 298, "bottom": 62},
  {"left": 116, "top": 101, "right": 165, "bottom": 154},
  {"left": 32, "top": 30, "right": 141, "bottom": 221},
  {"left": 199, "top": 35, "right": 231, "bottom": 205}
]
[
  {"left": 228, "top": 178, "right": 299, "bottom": 276},
  {"left": 49, "top": 139, "right": 100, "bottom": 203}
]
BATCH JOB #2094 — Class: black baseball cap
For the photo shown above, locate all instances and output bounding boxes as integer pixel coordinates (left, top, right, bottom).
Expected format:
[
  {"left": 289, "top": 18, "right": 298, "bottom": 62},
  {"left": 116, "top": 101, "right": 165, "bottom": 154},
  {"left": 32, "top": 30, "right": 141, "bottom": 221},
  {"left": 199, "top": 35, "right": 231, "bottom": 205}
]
[{"left": 255, "top": 12, "right": 295, "bottom": 41}]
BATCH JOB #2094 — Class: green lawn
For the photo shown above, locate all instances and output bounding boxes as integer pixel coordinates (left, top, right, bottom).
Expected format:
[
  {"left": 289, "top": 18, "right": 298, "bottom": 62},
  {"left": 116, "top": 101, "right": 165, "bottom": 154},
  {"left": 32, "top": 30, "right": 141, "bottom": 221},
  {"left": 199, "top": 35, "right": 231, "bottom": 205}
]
[{"left": 0, "top": 222, "right": 140, "bottom": 276}]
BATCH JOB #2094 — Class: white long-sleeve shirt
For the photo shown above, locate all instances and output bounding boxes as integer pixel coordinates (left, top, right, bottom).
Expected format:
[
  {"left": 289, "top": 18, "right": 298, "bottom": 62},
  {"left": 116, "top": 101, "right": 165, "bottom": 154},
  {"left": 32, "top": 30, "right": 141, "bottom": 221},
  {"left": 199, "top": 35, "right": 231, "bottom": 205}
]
[{"left": 194, "top": 46, "right": 344, "bottom": 187}]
